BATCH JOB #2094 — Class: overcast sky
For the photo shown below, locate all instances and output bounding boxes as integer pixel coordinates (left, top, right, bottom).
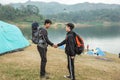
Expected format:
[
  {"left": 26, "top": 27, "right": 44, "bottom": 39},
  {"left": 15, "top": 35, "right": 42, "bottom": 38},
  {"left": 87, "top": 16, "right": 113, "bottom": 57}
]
[{"left": 0, "top": 0, "right": 120, "bottom": 5}]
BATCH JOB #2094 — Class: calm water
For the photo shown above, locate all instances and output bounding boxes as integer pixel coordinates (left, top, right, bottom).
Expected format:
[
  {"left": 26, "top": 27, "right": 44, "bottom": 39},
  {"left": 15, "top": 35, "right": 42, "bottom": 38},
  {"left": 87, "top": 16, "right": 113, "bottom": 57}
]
[
  {"left": 21, "top": 26, "right": 120, "bottom": 54},
  {"left": 47, "top": 26, "right": 120, "bottom": 54}
]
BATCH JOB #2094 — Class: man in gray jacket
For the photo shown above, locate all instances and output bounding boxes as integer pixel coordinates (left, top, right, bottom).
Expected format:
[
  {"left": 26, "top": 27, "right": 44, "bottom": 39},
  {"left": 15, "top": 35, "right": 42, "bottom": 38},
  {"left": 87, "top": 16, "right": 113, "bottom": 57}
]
[{"left": 37, "top": 19, "right": 54, "bottom": 79}]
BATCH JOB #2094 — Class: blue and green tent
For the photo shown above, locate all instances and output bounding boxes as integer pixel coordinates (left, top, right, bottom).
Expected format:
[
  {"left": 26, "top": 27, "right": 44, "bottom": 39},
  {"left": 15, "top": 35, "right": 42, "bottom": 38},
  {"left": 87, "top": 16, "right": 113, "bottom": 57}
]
[
  {"left": 87, "top": 48, "right": 105, "bottom": 56},
  {"left": 0, "top": 21, "right": 30, "bottom": 54}
]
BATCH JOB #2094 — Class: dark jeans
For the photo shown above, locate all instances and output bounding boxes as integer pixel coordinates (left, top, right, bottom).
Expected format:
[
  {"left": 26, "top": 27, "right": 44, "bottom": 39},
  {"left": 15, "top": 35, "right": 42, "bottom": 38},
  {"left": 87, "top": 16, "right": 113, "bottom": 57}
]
[
  {"left": 37, "top": 46, "right": 47, "bottom": 76},
  {"left": 67, "top": 55, "right": 75, "bottom": 80}
]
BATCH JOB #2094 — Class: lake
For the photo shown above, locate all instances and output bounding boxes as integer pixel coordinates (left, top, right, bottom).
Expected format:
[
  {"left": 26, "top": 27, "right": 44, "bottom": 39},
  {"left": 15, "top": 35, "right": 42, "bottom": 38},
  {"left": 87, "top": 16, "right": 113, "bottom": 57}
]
[
  {"left": 47, "top": 26, "right": 120, "bottom": 54},
  {"left": 21, "top": 25, "right": 120, "bottom": 54}
]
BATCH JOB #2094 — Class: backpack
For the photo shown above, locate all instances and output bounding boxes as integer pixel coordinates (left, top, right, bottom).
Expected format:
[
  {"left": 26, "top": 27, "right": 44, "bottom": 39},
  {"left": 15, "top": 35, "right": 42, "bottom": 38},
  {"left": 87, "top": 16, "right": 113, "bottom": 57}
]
[
  {"left": 74, "top": 33, "right": 84, "bottom": 55},
  {"left": 32, "top": 27, "right": 40, "bottom": 44},
  {"left": 31, "top": 22, "right": 39, "bottom": 44},
  {"left": 32, "top": 28, "right": 47, "bottom": 48}
]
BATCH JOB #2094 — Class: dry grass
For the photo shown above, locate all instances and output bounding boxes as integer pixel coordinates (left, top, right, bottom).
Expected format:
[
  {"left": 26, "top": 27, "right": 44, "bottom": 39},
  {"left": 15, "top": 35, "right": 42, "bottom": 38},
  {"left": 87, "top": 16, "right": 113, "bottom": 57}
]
[{"left": 0, "top": 44, "right": 120, "bottom": 80}]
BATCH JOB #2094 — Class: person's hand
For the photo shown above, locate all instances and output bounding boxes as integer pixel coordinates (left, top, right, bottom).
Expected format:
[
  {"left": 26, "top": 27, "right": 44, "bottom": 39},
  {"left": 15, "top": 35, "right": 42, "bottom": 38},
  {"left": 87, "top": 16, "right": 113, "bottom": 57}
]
[
  {"left": 71, "top": 56, "right": 75, "bottom": 59},
  {"left": 53, "top": 44, "right": 58, "bottom": 48},
  {"left": 54, "top": 44, "right": 58, "bottom": 48}
]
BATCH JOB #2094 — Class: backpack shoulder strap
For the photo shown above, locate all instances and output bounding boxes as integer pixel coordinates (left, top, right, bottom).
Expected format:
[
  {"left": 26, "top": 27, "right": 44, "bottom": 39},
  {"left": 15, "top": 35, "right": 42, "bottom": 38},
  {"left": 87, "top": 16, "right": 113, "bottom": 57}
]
[
  {"left": 38, "top": 27, "right": 42, "bottom": 31},
  {"left": 38, "top": 27, "right": 44, "bottom": 34}
]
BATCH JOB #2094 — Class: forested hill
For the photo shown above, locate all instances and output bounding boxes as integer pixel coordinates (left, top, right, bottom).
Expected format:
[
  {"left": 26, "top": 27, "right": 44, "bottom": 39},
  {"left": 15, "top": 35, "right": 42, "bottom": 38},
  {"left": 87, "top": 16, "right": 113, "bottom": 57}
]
[
  {"left": 10, "top": 1, "right": 120, "bottom": 15},
  {"left": 1, "top": 1, "right": 120, "bottom": 23}
]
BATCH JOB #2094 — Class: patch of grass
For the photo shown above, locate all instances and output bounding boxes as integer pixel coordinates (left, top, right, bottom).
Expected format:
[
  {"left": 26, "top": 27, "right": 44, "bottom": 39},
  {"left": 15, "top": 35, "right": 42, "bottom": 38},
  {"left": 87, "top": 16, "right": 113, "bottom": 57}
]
[
  {"left": 0, "top": 45, "right": 120, "bottom": 80},
  {"left": 0, "top": 64, "right": 40, "bottom": 80}
]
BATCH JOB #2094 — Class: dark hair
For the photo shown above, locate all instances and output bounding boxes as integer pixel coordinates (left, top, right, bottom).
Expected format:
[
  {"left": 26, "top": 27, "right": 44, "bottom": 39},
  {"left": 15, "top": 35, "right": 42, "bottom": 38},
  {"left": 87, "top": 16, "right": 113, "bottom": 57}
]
[
  {"left": 66, "top": 23, "right": 75, "bottom": 30},
  {"left": 44, "top": 19, "right": 52, "bottom": 25}
]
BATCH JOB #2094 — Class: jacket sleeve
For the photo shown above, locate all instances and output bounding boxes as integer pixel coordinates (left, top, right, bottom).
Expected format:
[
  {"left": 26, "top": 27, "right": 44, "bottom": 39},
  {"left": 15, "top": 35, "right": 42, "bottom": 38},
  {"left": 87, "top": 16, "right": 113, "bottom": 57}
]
[
  {"left": 57, "top": 39, "right": 66, "bottom": 46},
  {"left": 67, "top": 35, "right": 75, "bottom": 56},
  {"left": 41, "top": 29, "right": 54, "bottom": 46},
  {"left": 44, "top": 35, "right": 54, "bottom": 46}
]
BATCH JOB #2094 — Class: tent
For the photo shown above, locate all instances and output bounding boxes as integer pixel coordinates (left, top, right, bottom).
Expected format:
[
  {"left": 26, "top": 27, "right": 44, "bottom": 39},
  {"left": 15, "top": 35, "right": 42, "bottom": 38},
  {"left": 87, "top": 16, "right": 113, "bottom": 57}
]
[
  {"left": 0, "top": 21, "right": 30, "bottom": 54},
  {"left": 59, "top": 45, "right": 65, "bottom": 49},
  {"left": 87, "top": 48, "right": 105, "bottom": 56}
]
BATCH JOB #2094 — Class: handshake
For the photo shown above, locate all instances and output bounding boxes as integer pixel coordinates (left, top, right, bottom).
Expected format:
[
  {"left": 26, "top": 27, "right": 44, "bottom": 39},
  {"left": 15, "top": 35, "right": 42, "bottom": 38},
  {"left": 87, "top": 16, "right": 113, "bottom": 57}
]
[{"left": 53, "top": 44, "right": 58, "bottom": 48}]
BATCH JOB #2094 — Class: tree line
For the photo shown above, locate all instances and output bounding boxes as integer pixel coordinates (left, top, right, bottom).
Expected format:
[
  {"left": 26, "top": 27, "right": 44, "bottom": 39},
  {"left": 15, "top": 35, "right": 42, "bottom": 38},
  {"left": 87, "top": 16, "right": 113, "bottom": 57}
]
[
  {"left": 1, "top": 3, "right": 120, "bottom": 23},
  {"left": 0, "top": 4, "right": 43, "bottom": 22},
  {"left": 47, "top": 8, "right": 120, "bottom": 23}
]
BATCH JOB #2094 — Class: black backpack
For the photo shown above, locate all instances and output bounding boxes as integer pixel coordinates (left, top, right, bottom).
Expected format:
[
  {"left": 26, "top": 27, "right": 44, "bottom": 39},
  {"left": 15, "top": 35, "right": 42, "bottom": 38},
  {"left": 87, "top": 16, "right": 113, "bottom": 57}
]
[
  {"left": 32, "top": 28, "right": 40, "bottom": 44},
  {"left": 74, "top": 33, "right": 84, "bottom": 55},
  {"left": 31, "top": 22, "right": 39, "bottom": 44},
  {"left": 32, "top": 27, "right": 47, "bottom": 48}
]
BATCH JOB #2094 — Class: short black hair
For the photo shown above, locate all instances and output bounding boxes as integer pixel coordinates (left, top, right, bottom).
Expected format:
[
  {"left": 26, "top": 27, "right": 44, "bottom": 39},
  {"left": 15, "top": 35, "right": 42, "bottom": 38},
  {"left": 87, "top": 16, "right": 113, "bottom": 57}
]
[
  {"left": 44, "top": 19, "right": 52, "bottom": 25},
  {"left": 66, "top": 23, "right": 75, "bottom": 30}
]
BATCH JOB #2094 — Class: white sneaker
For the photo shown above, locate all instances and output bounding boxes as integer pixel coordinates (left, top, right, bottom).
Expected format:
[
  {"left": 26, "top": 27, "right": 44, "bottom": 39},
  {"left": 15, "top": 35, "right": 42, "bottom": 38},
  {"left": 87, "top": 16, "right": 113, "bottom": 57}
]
[{"left": 64, "top": 75, "right": 71, "bottom": 79}]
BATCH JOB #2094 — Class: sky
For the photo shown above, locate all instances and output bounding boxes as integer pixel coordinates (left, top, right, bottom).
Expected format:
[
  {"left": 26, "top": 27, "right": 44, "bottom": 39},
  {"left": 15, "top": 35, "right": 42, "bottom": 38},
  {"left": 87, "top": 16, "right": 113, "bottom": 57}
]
[{"left": 0, "top": 0, "right": 120, "bottom": 5}]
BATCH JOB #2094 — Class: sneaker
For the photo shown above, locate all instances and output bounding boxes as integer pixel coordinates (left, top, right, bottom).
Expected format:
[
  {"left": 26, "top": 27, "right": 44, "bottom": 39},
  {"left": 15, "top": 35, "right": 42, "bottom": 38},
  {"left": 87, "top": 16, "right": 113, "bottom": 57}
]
[
  {"left": 64, "top": 75, "right": 71, "bottom": 79},
  {"left": 46, "top": 75, "right": 50, "bottom": 79}
]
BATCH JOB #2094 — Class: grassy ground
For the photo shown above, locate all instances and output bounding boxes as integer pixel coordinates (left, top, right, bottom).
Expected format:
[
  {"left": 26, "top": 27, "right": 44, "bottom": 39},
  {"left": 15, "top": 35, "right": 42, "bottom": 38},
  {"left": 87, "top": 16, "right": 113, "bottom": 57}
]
[{"left": 0, "top": 44, "right": 120, "bottom": 80}]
